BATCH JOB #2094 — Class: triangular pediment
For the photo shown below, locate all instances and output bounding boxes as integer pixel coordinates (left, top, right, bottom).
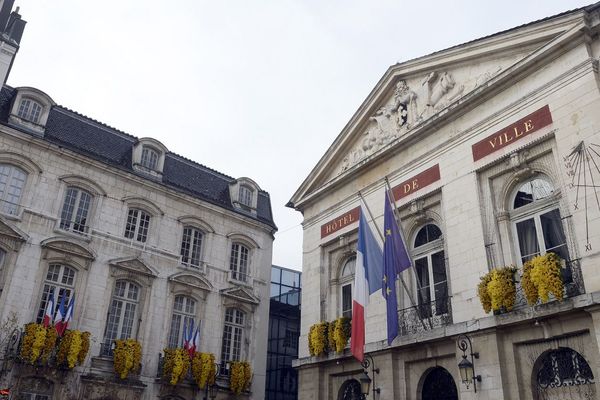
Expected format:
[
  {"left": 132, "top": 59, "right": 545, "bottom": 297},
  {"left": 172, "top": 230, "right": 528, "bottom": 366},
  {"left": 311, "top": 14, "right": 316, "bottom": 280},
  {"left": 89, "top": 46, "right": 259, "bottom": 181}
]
[
  {"left": 41, "top": 237, "right": 95, "bottom": 260},
  {"left": 109, "top": 257, "right": 157, "bottom": 278},
  {"left": 168, "top": 272, "right": 212, "bottom": 291},
  {"left": 288, "top": 10, "right": 587, "bottom": 209},
  {"left": 220, "top": 286, "right": 260, "bottom": 305},
  {"left": 0, "top": 217, "right": 27, "bottom": 242}
]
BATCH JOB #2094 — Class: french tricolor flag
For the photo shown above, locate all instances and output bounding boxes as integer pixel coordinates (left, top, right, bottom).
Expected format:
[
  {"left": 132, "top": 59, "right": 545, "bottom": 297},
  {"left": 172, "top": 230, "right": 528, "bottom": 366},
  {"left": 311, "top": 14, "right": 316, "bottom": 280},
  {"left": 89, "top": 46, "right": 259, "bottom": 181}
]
[
  {"left": 53, "top": 292, "right": 66, "bottom": 334},
  {"left": 350, "top": 207, "right": 383, "bottom": 362},
  {"left": 189, "top": 322, "right": 201, "bottom": 357},
  {"left": 183, "top": 319, "right": 194, "bottom": 352},
  {"left": 42, "top": 288, "right": 55, "bottom": 328},
  {"left": 57, "top": 295, "right": 74, "bottom": 337}
]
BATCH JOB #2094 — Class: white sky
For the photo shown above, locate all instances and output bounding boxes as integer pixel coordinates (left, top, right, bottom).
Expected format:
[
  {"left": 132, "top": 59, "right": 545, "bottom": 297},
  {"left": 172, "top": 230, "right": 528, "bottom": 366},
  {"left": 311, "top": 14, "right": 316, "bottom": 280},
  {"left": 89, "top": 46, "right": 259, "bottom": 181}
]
[{"left": 8, "top": 0, "right": 593, "bottom": 270}]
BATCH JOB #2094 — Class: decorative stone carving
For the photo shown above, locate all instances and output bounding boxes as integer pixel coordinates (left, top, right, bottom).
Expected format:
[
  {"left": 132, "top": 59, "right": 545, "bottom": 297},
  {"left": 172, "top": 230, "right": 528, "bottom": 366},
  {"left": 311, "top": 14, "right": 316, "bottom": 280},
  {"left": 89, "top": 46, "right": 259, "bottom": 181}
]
[
  {"left": 109, "top": 257, "right": 157, "bottom": 278},
  {"left": 475, "top": 66, "right": 502, "bottom": 88},
  {"left": 221, "top": 286, "right": 260, "bottom": 305},
  {"left": 169, "top": 272, "right": 211, "bottom": 292}
]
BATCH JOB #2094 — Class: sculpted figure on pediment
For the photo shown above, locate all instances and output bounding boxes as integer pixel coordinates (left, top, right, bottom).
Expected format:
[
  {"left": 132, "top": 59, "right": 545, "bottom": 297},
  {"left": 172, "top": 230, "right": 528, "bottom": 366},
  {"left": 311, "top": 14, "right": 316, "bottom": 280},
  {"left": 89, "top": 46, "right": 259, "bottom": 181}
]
[
  {"left": 420, "top": 71, "right": 464, "bottom": 118},
  {"left": 391, "top": 80, "right": 419, "bottom": 132}
]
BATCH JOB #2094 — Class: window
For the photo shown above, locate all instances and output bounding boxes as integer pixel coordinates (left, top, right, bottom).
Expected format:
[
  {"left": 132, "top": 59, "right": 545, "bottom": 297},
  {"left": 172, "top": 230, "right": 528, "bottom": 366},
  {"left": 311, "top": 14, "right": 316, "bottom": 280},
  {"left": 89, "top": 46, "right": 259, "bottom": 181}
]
[
  {"left": 124, "top": 209, "right": 151, "bottom": 243},
  {"left": 413, "top": 224, "right": 448, "bottom": 318},
  {"left": 230, "top": 243, "right": 249, "bottom": 282},
  {"left": 102, "top": 280, "right": 140, "bottom": 356},
  {"left": 239, "top": 186, "right": 253, "bottom": 207},
  {"left": 180, "top": 226, "right": 203, "bottom": 267},
  {"left": 220, "top": 307, "right": 245, "bottom": 374},
  {"left": 36, "top": 264, "right": 76, "bottom": 323},
  {"left": 17, "top": 98, "right": 43, "bottom": 124},
  {"left": 0, "top": 248, "right": 5, "bottom": 296},
  {"left": 167, "top": 295, "right": 197, "bottom": 349},
  {"left": 59, "top": 187, "right": 92, "bottom": 234},
  {"left": 0, "top": 164, "right": 27, "bottom": 215},
  {"left": 141, "top": 146, "right": 159, "bottom": 170},
  {"left": 511, "top": 177, "right": 571, "bottom": 282},
  {"left": 340, "top": 256, "right": 355, "bottom": 319}
]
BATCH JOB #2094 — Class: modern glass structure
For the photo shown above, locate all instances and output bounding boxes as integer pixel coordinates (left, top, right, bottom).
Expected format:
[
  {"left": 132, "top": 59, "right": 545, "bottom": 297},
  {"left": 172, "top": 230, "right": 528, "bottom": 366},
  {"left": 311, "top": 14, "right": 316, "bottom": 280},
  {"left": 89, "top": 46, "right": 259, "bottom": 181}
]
[{"left": 266, "top": 265, "right": 301, "bottom": 400}]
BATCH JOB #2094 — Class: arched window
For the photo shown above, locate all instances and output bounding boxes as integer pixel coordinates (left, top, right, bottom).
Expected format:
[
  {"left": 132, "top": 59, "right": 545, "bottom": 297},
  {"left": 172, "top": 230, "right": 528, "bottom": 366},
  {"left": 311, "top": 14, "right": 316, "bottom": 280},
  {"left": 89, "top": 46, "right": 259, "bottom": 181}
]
[
  {"left": 102, "top": 280, "right": 140, "bottom": 356},
  {"left": 337, "top": 379, "right": 363, "bottom": 400},
  {"left": 180, "top": 226, "right": 203, "bottom": 268},
  {"left": 220, "top": 307, "right": 246, "bottom": 374},
  {"left": 511, "top": 176, "right": 571, "bottom": 284},
  {"left": 238, "top": 185, "right": 253, "bottom": 207},
  {"left": 59, "top": 187, "right": 92, "bottom": 234},
  {"left": 141, "top": 146, "right": 159, "bottom": 170},
  {"left": 0, "top": 164, "right": 27, "bottom": 215},
  {"left": 168, "top": 295, "right": 197, "bottom": 348},
  {"left": 413, "top": 224, "right": 447, "bottom": 318},
  {"left": 230, "top": 243, "right": 250, "bottom": 282},
  {"left": 124, "top": 208, "right": 151, "bottom": 243},
  {"left": 533, "top": 347, "right": 595, "bottom": 399},
  {"left": 36, "top": 264, "right": 76, "bottom": 324},
  {"left": 340, "top": 256, "right": 356, "bottom": 319},
  {"left": 17, "top": 98, "right": 43, "bottom": 123}
]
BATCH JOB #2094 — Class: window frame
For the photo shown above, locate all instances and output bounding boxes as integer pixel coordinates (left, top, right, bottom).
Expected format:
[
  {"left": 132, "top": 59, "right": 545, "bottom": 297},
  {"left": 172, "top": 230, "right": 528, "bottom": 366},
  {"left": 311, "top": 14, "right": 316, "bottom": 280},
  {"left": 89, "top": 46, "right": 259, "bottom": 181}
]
[
  {"left": 339, "top": 256, "right": 356, "bottom": 319},
  {"left": 167, "top": 294, "right": 198, "bottom": 349},
  {"left": 140, "top": 146, "right": 160, "bottom": 171},
  {"left": 220, "top": 307, "right": 246, "bottom": 374},
  {"left": 124, "top": 208, "right": 152, "bottom": 243},
  {"left": 238, "top": 185, "right": 254, "bottom": 208},
  {"left": 0, "top": 164, "right": 27, "bottom": 216},
  {"left": 17, "top": 98, "right": 43, "bottom": 124},
  {"left": 180, "top": 226, "right": 204, "bottom": 268},
  {"left": 229, "top": 242, "right": 250, "bottom": 282},
  {"left": 102, "top": 280, "right": 141, "bottom": 356},
  {"left": 35, "top": 263, "right": 77, "bottom": 324},
  {"left": 59, "top": 186, "right": 93, "bottom": 235}
]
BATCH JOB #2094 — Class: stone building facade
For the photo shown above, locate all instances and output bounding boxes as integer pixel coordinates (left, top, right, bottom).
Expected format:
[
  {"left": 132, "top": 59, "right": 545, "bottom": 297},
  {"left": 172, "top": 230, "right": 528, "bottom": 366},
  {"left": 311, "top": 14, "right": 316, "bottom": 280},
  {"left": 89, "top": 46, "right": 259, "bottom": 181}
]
[
  {"left": 289, "top": 4, "right": 600, "bottom": 400},
  {"left": 0, "top": 2, "right": 277, "bottom": 399}
]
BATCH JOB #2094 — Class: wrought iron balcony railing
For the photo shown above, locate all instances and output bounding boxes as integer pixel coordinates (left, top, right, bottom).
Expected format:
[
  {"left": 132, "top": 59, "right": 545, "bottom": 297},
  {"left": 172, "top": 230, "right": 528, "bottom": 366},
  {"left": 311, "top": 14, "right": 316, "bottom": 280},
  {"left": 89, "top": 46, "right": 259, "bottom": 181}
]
[{"left": 398, "top": 296, "right": 453, "bottom": 336}]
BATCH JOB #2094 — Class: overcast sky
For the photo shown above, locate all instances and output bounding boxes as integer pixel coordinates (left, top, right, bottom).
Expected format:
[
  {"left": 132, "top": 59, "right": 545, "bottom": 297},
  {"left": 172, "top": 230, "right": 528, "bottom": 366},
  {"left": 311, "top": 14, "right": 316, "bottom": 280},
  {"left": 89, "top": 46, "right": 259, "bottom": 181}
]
[{"left": 8, "top": 0, "right": 593, "bottom": 270}]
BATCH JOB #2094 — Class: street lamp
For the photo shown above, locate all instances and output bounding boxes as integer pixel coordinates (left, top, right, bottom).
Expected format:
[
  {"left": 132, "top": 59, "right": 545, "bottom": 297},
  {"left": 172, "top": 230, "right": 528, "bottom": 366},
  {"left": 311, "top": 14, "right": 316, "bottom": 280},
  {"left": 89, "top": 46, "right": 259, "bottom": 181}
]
[
  {"left": 457, "top": 334, "right": 481, "bottom": 392},
  {"left": 360, "top": 353, "right": 380, "bottom": 397},
  {"left": 202, "top": 362, "right": 220, "bottom": 400}
]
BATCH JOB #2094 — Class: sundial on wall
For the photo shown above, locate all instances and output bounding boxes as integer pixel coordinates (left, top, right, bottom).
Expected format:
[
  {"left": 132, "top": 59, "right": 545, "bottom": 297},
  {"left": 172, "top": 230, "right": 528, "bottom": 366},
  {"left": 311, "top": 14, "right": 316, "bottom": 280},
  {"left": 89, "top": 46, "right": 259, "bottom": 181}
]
[{"left": 564, "top": 140, "right": 600, "bottom": 251}]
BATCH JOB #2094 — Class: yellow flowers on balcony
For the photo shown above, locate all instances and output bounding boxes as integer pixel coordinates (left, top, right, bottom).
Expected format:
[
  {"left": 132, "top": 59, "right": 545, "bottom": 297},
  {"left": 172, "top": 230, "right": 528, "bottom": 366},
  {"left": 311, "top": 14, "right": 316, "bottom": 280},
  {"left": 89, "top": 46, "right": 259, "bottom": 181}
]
[
  {"left": 20, "top": 323, "right": 49, "bottom": 364},
  {"left": 522, "top": 253, "right": 564, "bottom": 304},
  {"left": 56, "top": 330, "right": 90, "bottom": 369},
  {"left": 114, "top": 339, "right": 142, "bottom": 379},
  {"left": 229, "top": 361, "right": 252, "bottom": 395},
  {"left": 478, "top": 266, "right": 516, "bottom": 313},
  {"left": 163, "top": 348, "right": 190, "bottom": 385},
  {"left": 308, "top": 317, "right": 351, "bottom": 356},
  {"left": 191, "top": 352, "right": 216, "bottom": 389}
]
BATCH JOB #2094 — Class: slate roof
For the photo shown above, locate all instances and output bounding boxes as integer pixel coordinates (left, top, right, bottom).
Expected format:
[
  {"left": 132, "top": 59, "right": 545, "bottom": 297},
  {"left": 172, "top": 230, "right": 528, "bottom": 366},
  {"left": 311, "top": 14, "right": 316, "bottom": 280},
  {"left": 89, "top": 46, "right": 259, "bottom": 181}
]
[{"left": 0, "top": 86, "right": 276, "bottom": 230}]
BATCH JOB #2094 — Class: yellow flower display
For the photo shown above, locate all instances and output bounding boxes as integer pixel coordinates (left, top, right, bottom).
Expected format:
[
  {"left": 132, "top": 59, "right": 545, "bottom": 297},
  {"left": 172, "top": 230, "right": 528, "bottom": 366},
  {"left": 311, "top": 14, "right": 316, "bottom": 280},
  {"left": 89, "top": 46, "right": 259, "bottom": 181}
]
[
  {"left": 163, "top": 348, "right": 190, "bottom": 385},
  {"left": 191, "top": 352, "right": 216, "bottom": 389},
  {"left": 113, "top": 339, "right": 142, "bottom": 379},
  {"left": 308, "top": 322, "right": 328, "bottom": 356},
  {"left": 330, "top": 317, "right": 351, "bottom": 354},
  {"left": 41, "top": 325, "right": 57, "bottom": 363},
  {"left": 522, "top": 252, "right": 564, "bottom": 304},
  {"left": 478, "top": 266, "right": 516, "bottom": 313},
  {"left": 230, "top": 361, "right": 252, "bottom": 395},
  {"left": 57, "top": 330, "right": 91, "bottom": 369},
  {"left": 20, "top": 323, "right": 48, "bottom": 365}
]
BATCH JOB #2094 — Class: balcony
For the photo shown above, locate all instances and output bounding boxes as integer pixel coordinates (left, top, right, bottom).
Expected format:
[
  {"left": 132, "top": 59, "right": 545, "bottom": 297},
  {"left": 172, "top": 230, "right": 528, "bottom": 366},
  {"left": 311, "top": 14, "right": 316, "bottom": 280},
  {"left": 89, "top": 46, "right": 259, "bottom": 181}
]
[
  {"left": 398, "top": 297, "right": 452, "bottom": 336},
  {"left": 179, "top": 258, "right": 207, "bottom": 274},
  {"left": 56, "top": 218, "right": 90, "bottom": 237},
  {"left": 228, "top": 270, "right": 252, "bottom": 287}
]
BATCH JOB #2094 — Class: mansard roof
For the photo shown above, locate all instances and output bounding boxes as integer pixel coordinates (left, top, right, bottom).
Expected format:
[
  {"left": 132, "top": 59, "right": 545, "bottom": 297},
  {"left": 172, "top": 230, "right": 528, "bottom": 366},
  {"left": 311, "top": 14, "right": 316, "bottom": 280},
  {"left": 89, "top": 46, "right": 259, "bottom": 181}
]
[{"left": 0, "top": 86, "right": 276, "bottom": 229}]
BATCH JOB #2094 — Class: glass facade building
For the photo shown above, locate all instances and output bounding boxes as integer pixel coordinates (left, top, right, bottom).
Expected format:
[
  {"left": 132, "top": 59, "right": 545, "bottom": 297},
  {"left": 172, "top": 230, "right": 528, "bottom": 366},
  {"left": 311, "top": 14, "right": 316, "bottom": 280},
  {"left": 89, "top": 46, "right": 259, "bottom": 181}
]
[{"left": 266, "top": 265, "right": 301, "bottom": 400}]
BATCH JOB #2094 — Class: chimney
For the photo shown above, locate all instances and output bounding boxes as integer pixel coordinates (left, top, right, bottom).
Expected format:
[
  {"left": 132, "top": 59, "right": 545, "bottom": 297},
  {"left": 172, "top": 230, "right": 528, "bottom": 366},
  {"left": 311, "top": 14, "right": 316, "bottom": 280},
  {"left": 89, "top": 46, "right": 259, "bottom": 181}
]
[{"left": 0, "top": 1, "right": 25, "bottom": 85}]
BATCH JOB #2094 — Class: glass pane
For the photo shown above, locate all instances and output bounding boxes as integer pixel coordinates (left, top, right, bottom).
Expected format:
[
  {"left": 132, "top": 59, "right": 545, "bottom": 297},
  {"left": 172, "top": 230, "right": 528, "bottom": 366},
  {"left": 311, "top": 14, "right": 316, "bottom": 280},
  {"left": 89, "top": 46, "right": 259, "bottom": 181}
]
[
  {"left": 270, "top": 283, "right": 280, "bottom": 299},
  {"left": 540, "top": 209, "right": 568, "bottom": 257},
  {"left": 342, "top": 284, "right": 352, "bottom": 318},
  {"left": 415, "top": 257, "right": 430, "bottom": 289},
  {"left": 271, "top": 267, "right": 280, "bottom": 283},
  {"left": 431, "top": 251, "right": 447, "bottom": 285},
  {"left": 281, "top": 270, "right": 298, "bottom": 287},
  {"left": 516, "top": 218, "right": 540, "bottom": 262},
  {"left": 414, "top": 224, "right": 442, "bottom": 248},
  {"left": 513, "top": 178, "right": 554, "bottom": 209},
  {"left": 341, "top": 257, "right": 356, "bottom": 277}
]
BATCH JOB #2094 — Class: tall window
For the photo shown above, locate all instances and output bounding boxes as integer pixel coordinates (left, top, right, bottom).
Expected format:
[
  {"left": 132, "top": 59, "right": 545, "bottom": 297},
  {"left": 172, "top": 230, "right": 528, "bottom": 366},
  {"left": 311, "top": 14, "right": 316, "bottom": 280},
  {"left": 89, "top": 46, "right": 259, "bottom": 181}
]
[
  {"left": 59, "top": 187, "right": 92, "bottom": 234},
  {"left": 239, "top": 186, "right": 253, "bottom": 207},
  {"left": 512, "top": 176, "right": 571, "bottom": 281},
  {"left": 230, "top": 243, "right": 249, "bottom": 282},
  {"left": 168, "top": 295, "right": 197, "bottom": 348},
  {"left": 141, "top": 146, "right": 159, "bottom": 170},
  {"left": 0, "top": 164, "right": 27, "bottom": 215},
  {"left": 17, "top": 98, "right": 42, "bottom": 124},
  {"left": 124, "top": 209, "right": 151, "bottom": 243},
  {"left": 0, "top": 248, "right": 5, "bottom": 296},
  {"left": 413, "top": 224, "right": 448, "bottom": 318},
  {"left": 221, "top": 308, "right": 245, "bottom": 374},
  {"left": 103, "top": 280, "right": 140, "bottom": 355},
  {"left": 36, "top": 264, "right": 76, "bottom": 323},
  {"left": 180, "top": 226, "right": 203, "bottom": 267},
  {"left": 340, "top": 256, "right": 355, "bottom": 319}
]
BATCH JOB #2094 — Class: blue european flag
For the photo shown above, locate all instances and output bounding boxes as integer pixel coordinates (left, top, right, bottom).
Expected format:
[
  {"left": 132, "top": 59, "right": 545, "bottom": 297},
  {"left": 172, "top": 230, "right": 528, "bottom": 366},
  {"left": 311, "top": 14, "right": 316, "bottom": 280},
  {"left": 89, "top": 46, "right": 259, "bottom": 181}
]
[{"left": 382, "top": 191, "right": 411, "bottom": 344}]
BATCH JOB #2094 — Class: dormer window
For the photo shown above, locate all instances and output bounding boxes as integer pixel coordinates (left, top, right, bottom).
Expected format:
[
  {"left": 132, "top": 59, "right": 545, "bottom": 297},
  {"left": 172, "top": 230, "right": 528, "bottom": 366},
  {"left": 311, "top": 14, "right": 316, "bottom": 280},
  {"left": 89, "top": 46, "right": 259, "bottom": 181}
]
[
  {"left": 9, "top": 87, "right": 55, "bottom": 135},
  {"left": 141, "top": 146, "right": 159, "bottom": 171},
  {"left": 239, "top": 185, "right": 253, "bottom": 208},
  {"left": 17, "top": 99, "right": 42, "bottom": 123},
  {"left": 132, "top": 138, "right": 168, "bottom": 179}
]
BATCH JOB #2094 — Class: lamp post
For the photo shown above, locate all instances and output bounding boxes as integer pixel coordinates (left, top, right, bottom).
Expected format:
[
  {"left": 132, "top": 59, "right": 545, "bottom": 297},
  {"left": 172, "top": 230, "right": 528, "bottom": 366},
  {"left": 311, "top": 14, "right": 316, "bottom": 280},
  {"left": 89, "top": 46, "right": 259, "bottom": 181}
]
[
  {"left": 202, "top": 362, "right": 220, "bottom": 400},
  {"left": 360, "top": 353, "right": 380, "bottom": 398},
  {"left": 457, "top": 334, "right": 481, "bottom": 392}
]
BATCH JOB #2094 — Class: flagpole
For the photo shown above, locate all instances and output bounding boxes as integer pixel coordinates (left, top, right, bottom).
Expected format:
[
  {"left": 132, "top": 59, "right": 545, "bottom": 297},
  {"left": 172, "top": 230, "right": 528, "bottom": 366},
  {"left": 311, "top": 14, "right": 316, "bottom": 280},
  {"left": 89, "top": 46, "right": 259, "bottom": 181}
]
[
  {"left": 385, "top": 178, "right": 433, "bottom": 330},
  {"left": 358, "top": 190, "right": 428, "bottom": 332}
]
